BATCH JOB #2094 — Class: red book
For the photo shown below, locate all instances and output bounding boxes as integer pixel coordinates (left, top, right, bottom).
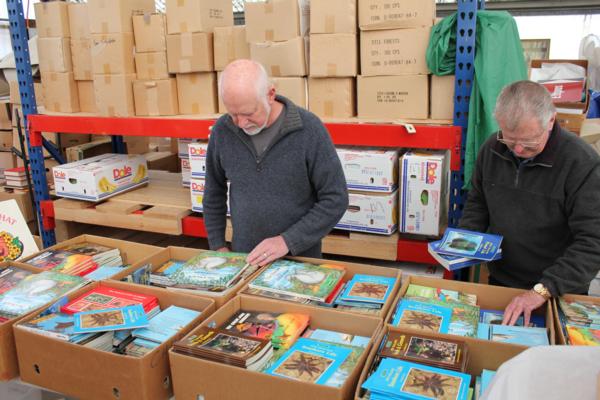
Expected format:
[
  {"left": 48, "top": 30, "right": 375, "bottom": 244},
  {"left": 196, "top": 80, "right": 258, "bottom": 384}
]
[{"left": 61, "top": 285, "right": 159, "bottom": 314}]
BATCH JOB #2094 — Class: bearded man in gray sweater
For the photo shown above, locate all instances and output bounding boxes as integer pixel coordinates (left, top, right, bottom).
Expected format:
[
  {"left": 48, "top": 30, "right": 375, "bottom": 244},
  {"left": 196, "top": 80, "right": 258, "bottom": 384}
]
[{"left": 203, "top": 59, "right": 348, "bottom": 267}]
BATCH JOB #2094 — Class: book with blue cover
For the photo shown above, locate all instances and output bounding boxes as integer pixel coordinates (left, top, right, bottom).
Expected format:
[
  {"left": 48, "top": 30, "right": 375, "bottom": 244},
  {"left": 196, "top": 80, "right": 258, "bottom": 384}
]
[
  {"left": 73, "top": 304, "right": 150, "bottom": 333},
  {"left": 132, "top": 305, "right": 200, "bottom": 344},
  {"left": 362, "top": 357, "right": 471, "bottom": 400},
  {"left": 337, "top": 274, "right": 396, "bottom": 305},
  {"left": 428, "top": 240, "right": 503, "bottom": 271},
  {"left": 391, "top": 299, "right": 453, "bottom": 334},
  {"left": 435, "top": 228, "right": 503, "bottom": 261},
  {"left": 405, "top": 297, "right": 480, "bottom": 338},
  {"left": 303, "top": 328, "right": 370, "bottom": 348},
  {"left": 265, "top": 338, "right": 352, "bottom": 385},
  {"left": 405, "top": 284, "right": 478, "bottom": 306},
  {"left": 480, "top": 369, "right": 496, "bottom": 397},
  {"left": 490, "top": 325, "right": 549, "bottom": 346},
  {"left": 84, "top": 265, "right": 126, "bottom": 281},
  {"left": 19, "top": 312, "right": 93, "bottom": 343},
  {"left": 477, "top": 323, "right": 491, "bottom": 340},
  {"left": 479, "top": 309, "right": 545, "bottom": 328}
]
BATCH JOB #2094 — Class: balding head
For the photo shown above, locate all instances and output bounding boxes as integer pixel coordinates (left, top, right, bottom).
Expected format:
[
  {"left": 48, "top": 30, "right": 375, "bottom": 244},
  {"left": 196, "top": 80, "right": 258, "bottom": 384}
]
[{"left": 219, "top": 60, "right": 272, "bottom": 108}]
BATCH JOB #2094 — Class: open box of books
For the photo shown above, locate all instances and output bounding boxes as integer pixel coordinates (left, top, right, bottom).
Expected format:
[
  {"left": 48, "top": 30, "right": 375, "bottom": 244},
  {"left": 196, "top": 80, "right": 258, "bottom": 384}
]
[
  {"left": 240, "top": 255, "right": 402, "bottom": 318},
  {"left": 386, "top": 275, "right": 555, "bottom": 347},
  {"left": 13, "top": 280, "right": 215, "bottom": 400},
  {"left": 111, "top": 247, "right": 264, "bottom": 308},
  {"left": 169, "top": 294, "right": 383, "bottom": 400},
  {"left": 553, "top": 293, "right": 600, "bottom": 345}
]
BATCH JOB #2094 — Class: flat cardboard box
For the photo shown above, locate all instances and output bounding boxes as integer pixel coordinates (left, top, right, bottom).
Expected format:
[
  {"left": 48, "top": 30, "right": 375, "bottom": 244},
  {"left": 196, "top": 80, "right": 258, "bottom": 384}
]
[
  {"left": 336, "top": 147, "right": 398, "bottom": 192},
  {"left": 133, "top": 79, "right": 179, "bottom": 116},
  {"left": 68, "top": 3, "right": 91, "bottom": 40},
  {"left": 0, "top": 189, "right": 34, "bottom": 222},
  {"left": 188, "top": 142, "right": 208, "bottom": 177},
  {"left": 213, "top": 26, "right": 251, "bottom": 71},
  {"left": 166, "top": 32, "right": 214, "bottom": 73},
  {"left": 165, "top": 0, "right": 233, "bottom": 35},
  {"left": 65, "top": 138, "right": 112, "bottom": 162},
  {"left": 133, "top": 13, "right": 167, "bottom": 53},
  {"left": 360, "top": 27, "right": 431, "bottom": 76},
  {"left": 272, "top": 77, "right": 307, "bottom": 108},
  {"left": 71, "top": 39, "right": 93, "bottom": 80},
  {"left": 250, "top": 37, "right": 306, "bottom": 77},
  {"left": 77, "top": 80, "right": 97, "bottom": 113},
  {"left": 169, "top": 295, "right": 383, "bottom": 400},
  {"left": 93, "top": 74, "right": 136, "bottom": 117},
  {"left": 34, "top": 1, "right": 70, "bottom": 38},
  {"left": 176, "top": 72, "right": 218, "bottom": 115},
  {"left": 309, "top": 34, "right": 357, "bottom": 77},
  {"left": 308, "top": 77, "right": 355, "bottom": 118},
  {"left": 245, "top": 0, "right": 301, "bottom": 43},
  {"left": 430, "top": 74, "right": 455, "bottom": 120},
  {"left": 37, "top": 38, "right": 72, "bottom": 73},
  {"left": 0, "top": 130, "right": 11, "bottom": 149},
  {"left": 358, "top": 0, "right": 435, "bottom": 30},
  {"left": 337, "top": 190, "right": 398, "bottom": 235},
  {"left": 399, "top": 150, "right": 448, "bottom": 236},
  {"left": 41, "top": 72, "right": 80, "bottom": 113},
  {"left": 15, "top": 280, "right": 215, "bottom": 400},
  {"left": 144, "top": 151, "right": 179, "bottom": 172},
  {"left": 357, "top": 75, "right": 429, "bottom": 119},
  {"left": 552, "top": 294, "right": 600, "bottom": 345},
  {"left": 91, "top": 33, "right": 136, "bottom": 75},
  {"left": 134, "top": 52, "right": 169, "bottom": 80},
  {"left": 310, "top": 0, "right": 357, "bottom": 34},
  {"left": 88, "top": 0, "right": 156, "bottom": 34}
]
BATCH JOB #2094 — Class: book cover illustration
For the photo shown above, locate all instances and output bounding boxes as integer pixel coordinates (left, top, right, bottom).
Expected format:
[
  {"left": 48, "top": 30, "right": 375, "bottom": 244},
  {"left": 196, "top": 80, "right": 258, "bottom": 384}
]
[
  {"left": 405, "top": 284, "right": 477, "bottom": 306},
  {"left": 391, "top": 299, "right": 453, "bottom": 334},
  {"left": 132, "top": 305, "right": 200, "bottom": 344},
  {"left": 490, "top": 325, "right": 549, "bottom": 346},
  {"left": 0, "top": 266, "right": 33, "bottom": 294},
  {"left": 338, "top": 274, "right": 396, "bottom": 305},
  {"left": 73, "top": 304, "right": 149, "bottom": 333},
  {"left": 566, "top": 325, "right": 600, "bottom": 346},
  {"left": 61, "top": 286, "right": 158, "bottom": 315},
  {"left": 428, "top": 240, "right": 502, "bottom": 271},
  {"left": 479, "top": 309, "right": 545, "bottom": 328},
  {"left": 178, "top": 327, "right": 268, "bottom": 360},
  {"left": 558, "top": 298, "right": 600, "bottom": 327},
  {"left": 436, "top": 228, "right": 503, "bottom": 261},
  {"left": 406, "top": 297, "right": 480, "bottom": 337},
  {"left": 480, "top": 369, "right": 496, "bottom": 397},
  {"left": 19, "top": 312, "right": 90, "bottom": 341},
  {"left": 169, "top": 251, "right": 248, "bottom": 288},
  {"left": 62, "top": 243, "right": 115, "bottom": 258},
  {"left": 0, "top": 200, "right": 39, "bottom": 261},
  {"left": 303, "top": 328, "right": 370, "bottom": 348}
]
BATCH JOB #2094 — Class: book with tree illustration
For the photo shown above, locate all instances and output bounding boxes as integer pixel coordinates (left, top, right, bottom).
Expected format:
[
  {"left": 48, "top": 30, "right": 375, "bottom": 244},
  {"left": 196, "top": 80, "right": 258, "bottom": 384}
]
[
  {"left": 391, "top": 299, "right": 453, "bottom": 334},
  {"left": 169, "top": 251, "right": 249, "bottom": 288},
  {"left": 337, "top": 274, "right": 396, "bottom": 304},
  {"left": 0, "top": 199, "right": 39, "bottom": 262},
  {"left": 73, "top": 304, "right": 150, "bottom": 333},
  {"left": 404, "top": 284, "right": 477, "bottom": 306}
]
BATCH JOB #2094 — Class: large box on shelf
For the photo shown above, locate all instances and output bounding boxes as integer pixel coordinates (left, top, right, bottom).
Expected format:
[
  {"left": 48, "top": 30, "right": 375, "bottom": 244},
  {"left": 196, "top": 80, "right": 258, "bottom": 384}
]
[
  {"left": 308, "top": 77, "right": 355, "bottom": 118},
  {"left": 188, "top": 142, "right": 208, "bottom": 178},
  {"left": 360, "top": 27, "right": 431, "bottom": 76},
  {"left": 399, "top": 150, "right": 448, "bottom": 236},
  {"left": 272, "top": 77, "right": 307, "bottom": 108},
  {"left": 358, "top": 0, "right": 435, "bottom": 31},
  {"left": 244, "top": 0, "right": 302, "bottom": 43},
  {"left": 34, "top": 1, "right": 70, "bottom": 38},
  {"left": 166, "top": 32, "right": 214, "bottom": 73},
  {"left": 68, "top": 3, "right": 91, "bottom": 40},
  {"left": 93, "top": 74, "right": 136, "bottom": 117},
  {"left": 190, "top": 177, "right": 205, "bottom": 212},
  {"left": 77, "top": 80, "right": 97, "bottom": 113},
  {"left": 250, "top": 37, "right": 307, "bottom": 77},
  {"left": 176, "top": 72, "right": 218, "bottom": 115},
  {"left": 357, "top": 75, "right": 428, "bottom": 120},
  {"left": 37, "top": 38, "right": 72, "bottom": 73},
  {"left": 165, "top": 0, "right": 233, "bottom": 35},
  {"left": 135, "top": 52, "right": 169, "bottom": 80},
  {"left": 336, "top": 147, "right": 398, "bottom": 193},
  {"left": 169, "top": 295, "right": 383, "bottom": 400},
  {"left": 133, "top": 79, "right": 179, "bottom": 116},
  {"left": 133, "top": 13, "right": 167, "bottom": 53},
  {"left": 310, "top": 0, "right": 357, "bottom": 34},
  {"left": 181, "top": 157, "right": 191, "bottom": 186},
  {"left": 71, "top": 39, "right": 93, "bottom": 80},
  {"left": 337, "top": 190, "right": 398, "bottom": 235},
  {"left": 41, "top": 72, "right": 80, "bottom": 113},
  {"left": 14, "top": 280, "right": 215, "bottom": 400},
  {"left": 213, "top": 26, "right": 251, "bottom": 71},
  {"left": 430, "top": 74, "right": 455, "bottom": 120},
  {"left": 88, "top": 0, "right": 155, "bottom": 34},
  {"left": 309, "top": 34, "right": 358, "bottom": 77},
  {"left": 91, "top": 33, "right": 136, "bottom": 75},
  {"left": 52, "top": 153, "right": 148, "bottom": 202}
]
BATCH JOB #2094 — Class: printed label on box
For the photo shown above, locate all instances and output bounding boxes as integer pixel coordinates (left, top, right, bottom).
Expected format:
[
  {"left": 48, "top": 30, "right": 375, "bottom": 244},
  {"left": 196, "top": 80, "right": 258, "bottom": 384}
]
[
  {"left": 336, "top": 147, "right": 398, "bottom": 193},
  {"left": 336, "top": 190, "right": 398, "bottom": 235},
  {"left": 189, "top": 142, "right": 208, "bottom": 178}
]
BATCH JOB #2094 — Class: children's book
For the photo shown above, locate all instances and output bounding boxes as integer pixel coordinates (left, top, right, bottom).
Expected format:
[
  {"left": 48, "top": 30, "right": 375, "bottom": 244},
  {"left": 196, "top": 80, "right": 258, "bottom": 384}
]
[
  {"left": 558, "top": 298, "right": 600, "bottom": 327},
  {"left": 479, "top": 309, "right": 545, "bottom": 328},
  {"left": 480, "top": 369, "right": 496, "bottom": 397},
  {"left": 337, "top": 274, "right": 396, "bottom": 305},
  {"left": 303, "top": 328, "right": 370, "bottom": 348},
  {"left": 407, "top": 297, "right": 481, "bottom": 337},
  {"left": 0, "top": 266, "right": 33, "bottom": 294},
  {"left": 19, "top": 312, "right": 93, "bottom": 342},
  {"left": 169, "top": 251, "right": 249, "bottom": 289},
  {"left": 73, "top": 304, "right": 150, "bottom": 333},
  {"left": 391, "top": 299, "right": 453, "bottom": 334},
  {"left": 132, "top": 305, "right": 200, "bottom": 344},
  {"left": 490, "top": 325, "right": 549, "bottom": 346},
  {"left": 249, "top": 259, "right": 345, "bottom": 302},
  {"left": 428, "top": 240, "right": 502, "bottom": 271},
  {"left": 405, "top": 284, "right": 477, "bottom": 306},
  {"left": 0, "top": 199, "right": 39, "bottom": 261},
  {"left": 61, "top": 285, "right": 158, "bottom": 315},
  {"left": 435, "top": 228, "right": 503, "bottom": 261},
  {"left": 84, "top": 266, "right": 126, "bottom": 281},
  {"left": 565, "top": 325, "right": 600, "bottom": 346},
  {"left": 477, "top": 323, "right": 491, "bottom": 340}
]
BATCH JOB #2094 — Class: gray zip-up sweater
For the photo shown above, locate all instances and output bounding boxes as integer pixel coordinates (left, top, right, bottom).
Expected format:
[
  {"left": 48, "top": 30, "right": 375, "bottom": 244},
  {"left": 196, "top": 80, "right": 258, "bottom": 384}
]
[
  {"left": 203, "top": 96, "right": 348, "bottom": 258},
  {"left": 459, "top": 122, "right": 600, "bottom": 296}
]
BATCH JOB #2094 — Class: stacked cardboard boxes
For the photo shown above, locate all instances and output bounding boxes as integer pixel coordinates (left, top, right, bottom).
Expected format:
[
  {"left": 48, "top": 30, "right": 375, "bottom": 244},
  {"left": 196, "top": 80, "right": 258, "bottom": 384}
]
[
  {"left": 178, "top": 138, "right": 199, "bottom": 187},
  {"left": 214, "top": 26, "right": 250, "bottom": 113},
  {"left": 68, "top": 2, "right": 96, "bottom": 113}
]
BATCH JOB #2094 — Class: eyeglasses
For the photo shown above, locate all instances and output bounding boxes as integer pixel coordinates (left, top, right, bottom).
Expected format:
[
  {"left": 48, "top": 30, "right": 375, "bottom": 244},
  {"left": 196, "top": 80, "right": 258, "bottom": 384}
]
[{"left": 496, "top": 130, "right": 547, "bottom": 151}]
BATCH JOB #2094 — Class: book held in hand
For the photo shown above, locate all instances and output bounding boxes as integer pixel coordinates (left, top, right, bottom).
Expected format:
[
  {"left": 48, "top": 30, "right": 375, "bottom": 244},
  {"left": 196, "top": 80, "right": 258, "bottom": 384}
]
[
  {"left": 428, "top": 240, "right": 502, "bottom": 271},
  {"left": 434, "top": 228, "right": 503, "bottom": 262}
]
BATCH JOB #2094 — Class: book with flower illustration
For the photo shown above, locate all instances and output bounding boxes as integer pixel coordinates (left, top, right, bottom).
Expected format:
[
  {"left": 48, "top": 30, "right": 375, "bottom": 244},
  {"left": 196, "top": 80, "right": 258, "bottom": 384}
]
[
  {"left": 73, "top": 304, "right": 150, "bottom": 333},
  {"left": 0, "top": 199, "right": 39, "bottom": 262},
  {"left": 337, "top": 274, "right": 396, "bottom": 305},
  {"left": 169, "top": 251, "right": 249, "bottom": 289},
  {"left": 60, "top": 286, "right": 159, "bottom": 315},
  {"left": 249, "top": 259, "right": 346, "bottom": 302},
  {"left": 391, "top": 299, "right": 453, "bottom": 334}
]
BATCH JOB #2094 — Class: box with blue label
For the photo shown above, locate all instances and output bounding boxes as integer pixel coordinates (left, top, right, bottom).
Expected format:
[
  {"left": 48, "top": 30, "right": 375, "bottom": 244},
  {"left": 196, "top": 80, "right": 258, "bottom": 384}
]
[
  {"left": 53, "top": 153, "right": 148, "bottom": 202},
  {"left": 190, "top": 178, "right": 230, "bottom": 214},
  {"left": 336, "top": 190, "right": 398, "bottom": 235},
  {"left": 399, "top": 150, "right": 449, "bottom": 236},
  {"left": 188, "top": 142, "right": 208, "bottom": 178},
  {"left": 336, "top": 147, "right": 398, "bottom": 193}
]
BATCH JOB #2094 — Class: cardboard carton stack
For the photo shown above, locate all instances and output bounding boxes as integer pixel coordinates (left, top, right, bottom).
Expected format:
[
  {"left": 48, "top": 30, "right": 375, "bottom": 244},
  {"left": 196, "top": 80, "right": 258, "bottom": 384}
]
[
  {"left": 308, "top": 0, "right": 357, "bottom": 119},
  {"left": 178, "top": 138, "right": 198, "bottom": 187},
  {"left": 188, "top": 142, "right": 207, "bottom": 211},
  {"left": 36, "top": 1, "right": 80, "bottom": 113},
  {"left": 165, "top": 0, "right": 232, "bottom": 116},
  {"left": 357, "top": 0, "right": 435, "bottom": 120},
  {"left": 68, "top": 2, "right": 96, "bottom": 113},
  {"left": 213, "top": 26, "right": 251, "bottom": 113}
]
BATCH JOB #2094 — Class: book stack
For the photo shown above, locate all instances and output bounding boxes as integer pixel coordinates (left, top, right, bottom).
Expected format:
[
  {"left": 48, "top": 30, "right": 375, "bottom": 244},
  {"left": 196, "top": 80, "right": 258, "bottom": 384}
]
[
  {"left": 333, "top": 274, "right": 397, "bottom": 313},
  {"left": 61, "top": 286, "right": 160, "bottom": 318},
  {"left": 476, "top": 324, "right": 549, "bottom": 346},
  {"left": 427, "top": 228, "right": 503, "bottom": 271},
  {"left": 557, "top": 298, "right": 600, "bottom": 346},
  {"left": 131, "top": 305, "right": 201, "bottom": 347},
  {"left": 474, "top": 369, "right": 496, "bottom": 400},
  {"left": 479, "top": 309, "right": 545, "bottom": 328},
  {"left": 4, "top": 167, "right": 29, "bottom": 190},
  {"left": 0, "top": 266, "right": 33, "bottom": 294}
]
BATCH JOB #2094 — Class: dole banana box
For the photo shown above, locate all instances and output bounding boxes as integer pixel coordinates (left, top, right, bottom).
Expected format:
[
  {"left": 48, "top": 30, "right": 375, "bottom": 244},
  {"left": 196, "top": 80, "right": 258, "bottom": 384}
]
[
  {"left": 177, "top": 138, "right": 200, "bottom": 158},
  {"left": 336, "top": 147, "right": 399, "bottom": 193},
  {"left": 190, "top": 178, "right": 230, "bottom": 214},
  {"left": 181, "top": 156, "right": 191, "bottom": 187},
  {"left": 188, "top": 142, "right": 208, "bottom": 178},
  {"left": 53, "top": 153, "right": 148, "bottom": 201},
  {"left": 336, "top": 190, "right": 398, "bottom": 235}
]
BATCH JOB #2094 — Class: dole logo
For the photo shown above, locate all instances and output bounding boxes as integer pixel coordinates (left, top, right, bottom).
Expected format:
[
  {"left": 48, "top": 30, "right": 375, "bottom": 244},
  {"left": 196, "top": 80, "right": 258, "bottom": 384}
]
[
  {"left": 54, "top": 170, "right": 66, "bottom": 179},
  {"left": 191, "top": 181, "right": 205, "bottom": 192},
  {"left": 113, "top": 165, "right": 132, "bottom": 180},
  {"left": 189, "top": 146, "right": 207, "bottom": 157},
  {"left": 426, "top": 162, "right": 438, "bottom": 184}
]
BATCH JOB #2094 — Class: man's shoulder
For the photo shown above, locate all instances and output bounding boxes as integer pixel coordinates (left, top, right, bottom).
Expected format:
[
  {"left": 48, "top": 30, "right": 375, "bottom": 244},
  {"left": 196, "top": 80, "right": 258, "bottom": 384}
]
[{"left": 557, "top": 127, "right": 600, "bottom": 164}]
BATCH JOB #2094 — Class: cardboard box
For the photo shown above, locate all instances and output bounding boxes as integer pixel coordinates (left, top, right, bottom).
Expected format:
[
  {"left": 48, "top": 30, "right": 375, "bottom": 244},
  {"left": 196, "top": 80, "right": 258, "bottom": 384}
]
[
  {"left": 68, "top": 2, "right": 91, "bottom": 40},
  {"left": 177, "top": 138, "right": 201, "bottom": 158},
  {"left": 250, "top": 37, "right": 306, "bottom": 77},
  {"left": 70, "top": 39, "right": 93, "bottom": 80},
  {"left": 309, "top": 34, "right": 357, "bottom": 77},
  {"left": 190, "top": 177, "right": 205, "bottom": 212},
  {"left": 310, "top": 0, "right": 357, "bottom": 34},
  {"left": 133, "top": 79, "right": 179, "bottom": 116},
  {"left": 91, "top": 33, "right": 136, "bottom": 75},
  {"left": 88, "top": 0, "right": 156, "bottom": 34},
  {"left": 0, "top": 152, "right": 17, "bottom": 171},
  {"left": 552, "top": 294, "right": 599, "bottom": 345},
  {"left": 181, "top": 157, "right": 191, "bottom": 186},
  {"left": 272, "top": 77, "right": 307, "bottom": 108},
  {"left": 77, "top": 80, "right": 97, "bottom": 113},
  {"left": 165, "top": 0, "right": 233, "bottom": 35},
  {"left": 123, "top": 136, "right": 152, "bottom": 155},
  {"left": 144, "top": 151, "right": 179, "bottom": 172},
  {"left": 93, "top": 74, "right": 136, "bottom": 117},
  {"left": 0, "top": 190, "right": 34, "bottom": 222},
  {"left": 358, "top": 0, "right": 435, "bottom": 31},
  {"left": 557, "top": 112, "right": 586, "bottom": 134},
  {"left": 213, "top": 26, "right": 251, "bottom": 71},
  {"left": 169, "top": 295, "right": 383, "bottom": 400},
  {"left": 53, "top": 153, "right": 148, "bottom": 202},
  {"left": 0, "top": 130, "right": 11, "bottom": 149},
  {"left": 134, "top": 52, "right": 169, "bottom": 80},
  {"left": 15, "top": 280, "right": 214, "bottom": 400},
  {"left": 133, "top": 13, "right": 167, "bottom": 53},
  {"left": 360, "top": 27, "right": 431, "bottom": 76},
  {"left": 166, "top": 32, "right": 214, "bottom": 73},
  {"left": 176, "top": 72, "right": 218, "bottom": 114},
  {"left": 308, "top": 77, "right": 355, "bottom": 118},
  {"left": 0, "top": 102, "right": 11, "bottom": 131},
  {"left": 336, "top": 147, "right": 398, "bottom": 192},
  {"left": 357, "top": 74, "right": 429, "bottom": 119},
  {"left": 337, "top": 190, "right": 398, "bottom": 235},
  {"left": 188, "top": 142, "right": 208, "bottom": 177},
  {"left": 34, "top": 1, "right": 70, "bottom": 38},
  {"left": 41, "top": 72, "right": 80, "bottom": 113},
  {"left": 37, "top": 38, "right": 72, "bottom": 73},
  {"left": 399, "top": 150, "right": 448, "bottom": 236},
  {"left": 430, "top": 74, "right": 455, "bottom": 120},
  {"left": 65, "top": 138, "right": 112, "bottom": 162},
  {"left": 245, "top": 0, "right": 301, "bottom": 43}
]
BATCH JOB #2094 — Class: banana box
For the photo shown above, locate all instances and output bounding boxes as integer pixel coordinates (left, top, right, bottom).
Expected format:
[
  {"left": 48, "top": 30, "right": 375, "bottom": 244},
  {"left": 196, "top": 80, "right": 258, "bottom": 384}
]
[
  {"left": 336, "top": 147, "right": 399, "bottom": 193},
  {"left": 178, "top": 138, "right": 200, "bottom": 158},
  {"left": 336, "top": 190, "right": 398, "bottom": 235},
  {"left": 190, "top": 178, "right": 230, "bottom": 215},
  {"left": 188, "top": 142, "right": 208, "bottom": 178},
  {"left": 53, "top": 154, "right": 149, "bottom": 202},
  {"left": 181, "top": 156, "right": 191, "bottom": 187}
]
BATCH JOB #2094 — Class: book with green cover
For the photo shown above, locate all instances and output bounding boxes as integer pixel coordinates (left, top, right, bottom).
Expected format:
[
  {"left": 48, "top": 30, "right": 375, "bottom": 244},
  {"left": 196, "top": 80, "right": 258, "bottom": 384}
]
[
  {"left": 405, "top": 284, "right": 477, "bottom": 306},
  {"left": 169, "top": 251, "right": 248, "bottom": 289}
]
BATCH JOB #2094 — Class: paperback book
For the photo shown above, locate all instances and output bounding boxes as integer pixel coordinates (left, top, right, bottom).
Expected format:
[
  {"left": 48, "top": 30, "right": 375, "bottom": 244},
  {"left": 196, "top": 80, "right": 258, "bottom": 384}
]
[
  {"left": 558, "top": 298, "right": 600, "bottom": 327},
  {"left": 404, "top": 284, "right": 477, "bottom": 306},
  {"left": 0, "top": 266, "right": 33, "bottom": 294},
  {"left": 19, "top": 312, "right": 93, "bottom": 343},
  {"left": 489, "top": 325, "right": 549, "bottom": 346},
  {"left": 303, "top": 328, "right": 371, "bottom": 348},
  {"left": 169, "top": 251, "right": 249, "bottom": 289},
  {"left": 565, "top": 325, "right": 600, "bottom": 346},
  {"left": 391, "top": 299, "right": 453, "bottom": 334},
  {"left": 61, "top": 286, "right": 159, "bottom": 315},
  {"left": 428, "top": 240, "right": 502, "bottom": 271},
  {"left": 479, "top": 309, "right": 545, "bottom": 328},
  {"left": 73, "top": 304, "right": 150, "bottom": 333},
  {"left": 336, "top": 274, "right": 396, "bottom": 305},
  {"left": 0, "top": 199, "right": 39, "bottom": 261},
  {"left": 132, "top": 305, "right": 200, "bottom": 344},
  {"left": 404, "top": 297, "right": 481, "bottom": 337},
  {"left": 435, "top": 228, "right": 503, "bottom": 261}
]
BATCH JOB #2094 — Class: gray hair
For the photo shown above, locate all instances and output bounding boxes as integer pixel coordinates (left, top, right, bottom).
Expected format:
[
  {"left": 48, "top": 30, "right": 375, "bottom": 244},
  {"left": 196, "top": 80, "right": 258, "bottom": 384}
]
[
  {"left": 218, "top": 60, "right": 272, "bottom": 106},
  {"left": 494, "top": 80, "right": 556, "bottom": 131}
]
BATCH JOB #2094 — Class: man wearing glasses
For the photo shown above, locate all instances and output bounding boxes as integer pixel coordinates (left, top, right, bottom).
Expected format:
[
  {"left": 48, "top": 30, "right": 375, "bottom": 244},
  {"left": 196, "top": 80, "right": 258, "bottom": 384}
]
[{"left": 459, "top": 80, "right": 600, "bottom": 326}]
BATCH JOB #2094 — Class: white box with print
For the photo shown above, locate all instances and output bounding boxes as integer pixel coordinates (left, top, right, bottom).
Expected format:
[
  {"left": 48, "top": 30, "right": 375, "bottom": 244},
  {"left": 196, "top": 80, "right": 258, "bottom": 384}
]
[
  {"left": 336, "top": 147, "right": 398, "bottom": 193},
  {"left": 188, "top": 142, "right": 208, "bottom": 178},
  {"left": 181, "top": 157, "right": 191, "bottom": 187},
  {"left": 336, "top": 190, "right": 398, "bottom": 235}
]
